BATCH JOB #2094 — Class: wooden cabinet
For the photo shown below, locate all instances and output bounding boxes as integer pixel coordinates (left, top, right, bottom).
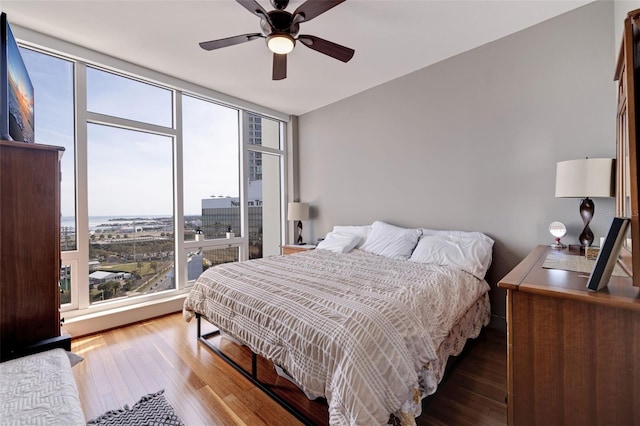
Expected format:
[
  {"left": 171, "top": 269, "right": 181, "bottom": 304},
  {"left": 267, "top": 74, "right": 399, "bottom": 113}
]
[
  {"left": 0, "top": 140, "right": 64, "bottom": 361},
  {"left": 614, "top": 8, "right": 640, "bottom": 285},
  {"left": 498, "top": 246, "right": 640, "bottom": 425},
  {"left": 281, "top": 244, "right": 316, "bottom": 255}
]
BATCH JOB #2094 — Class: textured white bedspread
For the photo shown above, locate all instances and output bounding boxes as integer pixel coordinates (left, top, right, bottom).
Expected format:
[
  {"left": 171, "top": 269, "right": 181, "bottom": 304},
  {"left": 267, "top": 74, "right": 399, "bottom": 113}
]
[
  {"left": 183, "top": 249, "right": 490, "bottom": 425},
  {"left": 0, "top": 348, "right": 85, "bottom": 426}
]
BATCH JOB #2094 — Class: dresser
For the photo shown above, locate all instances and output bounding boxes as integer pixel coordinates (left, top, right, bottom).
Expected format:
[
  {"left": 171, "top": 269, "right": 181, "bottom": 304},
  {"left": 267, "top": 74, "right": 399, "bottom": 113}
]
[
  {"left": 498, "top": 245, "right": 640, "bottom": 425},
  {"left": 0, "top": 140, "right": 64, "bottom": 361}
]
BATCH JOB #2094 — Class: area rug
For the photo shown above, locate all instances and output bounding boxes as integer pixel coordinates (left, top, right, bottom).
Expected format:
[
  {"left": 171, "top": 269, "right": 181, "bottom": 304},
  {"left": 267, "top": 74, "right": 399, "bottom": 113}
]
[{"left": 86, "top": 390, "right": 184, "bottom": 426}]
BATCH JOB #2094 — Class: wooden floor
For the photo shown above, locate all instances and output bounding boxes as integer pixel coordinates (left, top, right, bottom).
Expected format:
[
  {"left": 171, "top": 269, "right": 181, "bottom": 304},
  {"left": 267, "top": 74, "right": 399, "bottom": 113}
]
[{"left": 71, "top": 312, "right": 507, "bottom": 425}]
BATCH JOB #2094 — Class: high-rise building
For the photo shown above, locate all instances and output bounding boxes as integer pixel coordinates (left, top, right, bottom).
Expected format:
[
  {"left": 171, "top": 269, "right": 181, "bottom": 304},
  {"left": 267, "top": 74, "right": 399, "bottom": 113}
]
[{"left": 247, "top": 113, "right": 262, "bottom": 182}]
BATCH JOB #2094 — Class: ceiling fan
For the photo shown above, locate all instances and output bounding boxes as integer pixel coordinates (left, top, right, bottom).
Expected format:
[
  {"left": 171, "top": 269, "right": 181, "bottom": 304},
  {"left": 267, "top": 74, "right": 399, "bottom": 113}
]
[{"left": 199, "top": 0, "right": 355, "bottom": 80}]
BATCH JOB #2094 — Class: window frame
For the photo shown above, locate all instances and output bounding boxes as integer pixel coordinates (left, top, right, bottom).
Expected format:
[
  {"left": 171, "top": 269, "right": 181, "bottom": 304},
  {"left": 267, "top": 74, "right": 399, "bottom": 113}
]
[{"left": 12, "top": 28, "right": 289, "bottom": 319}]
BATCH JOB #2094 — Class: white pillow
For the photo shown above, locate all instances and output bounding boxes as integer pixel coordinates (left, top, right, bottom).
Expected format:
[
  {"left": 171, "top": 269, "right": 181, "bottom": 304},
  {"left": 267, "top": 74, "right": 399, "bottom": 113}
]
[
  {"left": 316, "top": 231, "right": 361, "bottom": 254},
  {"left": 332, "top": 225, "right": 372, "bottom": 248},
  {"left": 360, "top": 221, "right": 421, "bottom": 260},
  {"left": 409, "top": 233, "right": 494, "bottom": 279},
  {"left": 422, "top": 228, "right": 493, "bottom": 241},
  {"left": 420, "top": 228, "right": 494, "bottom": 276}
]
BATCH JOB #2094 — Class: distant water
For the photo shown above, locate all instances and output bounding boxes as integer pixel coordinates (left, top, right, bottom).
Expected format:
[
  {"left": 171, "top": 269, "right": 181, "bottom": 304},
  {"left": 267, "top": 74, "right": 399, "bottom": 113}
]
[{"left": 61, "top": 215, "right": 172, "bottom": 231}]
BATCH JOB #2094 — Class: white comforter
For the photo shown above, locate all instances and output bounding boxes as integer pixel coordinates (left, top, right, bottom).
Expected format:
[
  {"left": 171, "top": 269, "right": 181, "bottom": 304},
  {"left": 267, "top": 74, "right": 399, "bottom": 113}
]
[{"left": 183, "top": 249, "right": 490, "bottom": 425}]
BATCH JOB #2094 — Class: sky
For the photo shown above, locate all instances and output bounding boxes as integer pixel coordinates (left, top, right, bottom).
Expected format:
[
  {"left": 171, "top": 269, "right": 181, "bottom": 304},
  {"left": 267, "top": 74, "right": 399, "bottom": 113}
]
[{"left": 20, "top": 47, "right": 242, "bottom": 218}]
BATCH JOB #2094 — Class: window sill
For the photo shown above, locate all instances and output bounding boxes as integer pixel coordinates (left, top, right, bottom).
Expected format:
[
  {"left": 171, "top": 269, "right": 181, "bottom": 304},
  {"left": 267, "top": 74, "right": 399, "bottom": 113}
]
[{"left": 61, "top": 293, "right": 187, "bottom": 338}]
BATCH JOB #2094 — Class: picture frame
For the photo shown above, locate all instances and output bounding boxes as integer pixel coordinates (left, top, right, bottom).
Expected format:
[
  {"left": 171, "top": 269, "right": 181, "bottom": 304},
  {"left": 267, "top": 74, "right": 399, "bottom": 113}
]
[{"left": 587, "top": 217, "right": 630, "bottom": 291}]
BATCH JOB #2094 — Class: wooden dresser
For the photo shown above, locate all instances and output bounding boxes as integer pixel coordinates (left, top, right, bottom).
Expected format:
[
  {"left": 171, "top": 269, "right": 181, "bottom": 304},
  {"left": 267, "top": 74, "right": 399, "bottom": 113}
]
[
  {"left": 0, "top": 140, "right": 64, "bottom": 361},
  {"left": 498, "top": 245, "right": 640, "bottom": 425}
]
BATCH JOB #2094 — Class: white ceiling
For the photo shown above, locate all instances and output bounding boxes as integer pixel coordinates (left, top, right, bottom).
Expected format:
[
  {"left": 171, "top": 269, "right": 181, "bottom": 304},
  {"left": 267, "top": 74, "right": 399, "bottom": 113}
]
[{"left": 3, "top": 0, "right": 593, "bottom": 116}]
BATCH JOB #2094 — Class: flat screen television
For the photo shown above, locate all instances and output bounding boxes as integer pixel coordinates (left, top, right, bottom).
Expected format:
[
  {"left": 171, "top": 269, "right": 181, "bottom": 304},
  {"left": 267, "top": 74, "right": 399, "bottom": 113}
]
[{"left": 0, "top": 12, "right": 34, "bottom": 143}]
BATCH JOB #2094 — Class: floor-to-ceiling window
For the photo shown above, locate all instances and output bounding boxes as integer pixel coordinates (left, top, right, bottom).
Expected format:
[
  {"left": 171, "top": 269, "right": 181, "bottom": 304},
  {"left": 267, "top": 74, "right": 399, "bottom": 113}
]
[
  {"left": 182, "top": 95, "right": 242, "bottom": 284},
  {"left": 20, "top": 48, "right": 76, "bottom": 307},
  {"left": 84, "top": 68, "right": 177, "bottom": 305},
  {"left": 86, "top": 124, "right": 175, "bottom": 304},
  {"left": 183, "top": 95, "right": 239, "bottom": 241},
  {"left": 18, "top": 41, "right": 287, "bottom": 317},
  {"left": 246, "top": 113, "right": 284, "bottom": 259}
]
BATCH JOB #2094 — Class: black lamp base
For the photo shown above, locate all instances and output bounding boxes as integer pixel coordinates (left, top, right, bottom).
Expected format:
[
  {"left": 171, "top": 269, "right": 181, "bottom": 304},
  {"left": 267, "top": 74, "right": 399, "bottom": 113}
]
[
  {"left": 579, "top": 197, "right": 594, "bottom": 247},
  {"left": 296, "top": 220, "right": 305, "bottom": 245}
]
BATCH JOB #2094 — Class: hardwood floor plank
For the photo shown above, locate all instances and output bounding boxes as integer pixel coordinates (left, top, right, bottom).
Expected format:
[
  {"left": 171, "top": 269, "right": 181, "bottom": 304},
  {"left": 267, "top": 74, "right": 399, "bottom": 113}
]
[
  {"left": 446, "top": 371, "right": 507, "bottom": 403},
  {"left": 419, "top": 330, "right": 507, "bottom": 426},
  {"left": 71, "top": 313, "right": 507, "bottom": 425}
]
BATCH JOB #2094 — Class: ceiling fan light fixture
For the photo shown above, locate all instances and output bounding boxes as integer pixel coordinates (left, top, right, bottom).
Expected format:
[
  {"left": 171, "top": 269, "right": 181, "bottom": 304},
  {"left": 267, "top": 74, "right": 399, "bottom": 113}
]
[
  {"left": 267, "top": 34, "right": 295, "bottom": 54},
  {"left": 199, "top": 0, "right": 354, "bottom": 79}
]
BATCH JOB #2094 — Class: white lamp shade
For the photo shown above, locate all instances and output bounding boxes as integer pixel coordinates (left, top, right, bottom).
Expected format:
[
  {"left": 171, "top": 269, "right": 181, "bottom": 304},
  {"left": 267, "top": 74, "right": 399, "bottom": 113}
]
[
  {"left": 287, "top": 202, "right": 309, "bottom": 221},
  {"left": 555, "top": 158, "right": 615, "bottom": 198}
]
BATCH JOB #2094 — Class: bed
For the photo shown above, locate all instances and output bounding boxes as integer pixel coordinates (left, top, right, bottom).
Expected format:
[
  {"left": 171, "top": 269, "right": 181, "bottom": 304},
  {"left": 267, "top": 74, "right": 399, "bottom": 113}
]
[{"left": 183, "top": 221, "right": 493, "bottom": 425}]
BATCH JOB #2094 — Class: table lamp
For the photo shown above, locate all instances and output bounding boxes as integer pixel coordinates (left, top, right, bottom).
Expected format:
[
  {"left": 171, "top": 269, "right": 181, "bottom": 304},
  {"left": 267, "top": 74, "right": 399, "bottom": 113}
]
[
  {"left": 287, "top": 202, "right": 309, "bottom": 245},
  {"left": 555, "top": 158, "right": 615, "bottom": 247}
]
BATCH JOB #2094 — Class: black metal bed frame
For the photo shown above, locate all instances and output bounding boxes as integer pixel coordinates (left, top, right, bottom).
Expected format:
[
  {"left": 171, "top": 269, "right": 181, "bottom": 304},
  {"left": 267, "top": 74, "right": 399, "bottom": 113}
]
[
  {"left": 196, "top": 313, "right": 319, "bottom": 426},
  {"left": 195, "top": 313, "right": 481, "bottom": 426}
]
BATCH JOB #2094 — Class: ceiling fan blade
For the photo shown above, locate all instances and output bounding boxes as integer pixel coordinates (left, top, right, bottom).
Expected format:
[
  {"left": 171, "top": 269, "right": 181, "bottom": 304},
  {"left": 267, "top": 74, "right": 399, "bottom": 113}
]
[
  {"left": 298, "top": 35, "right": 354, "bottom": 62},
  {"left": 199, "top": 33, "right": 263, "bottom": 51},
  {"left": 273, "top": 53, "right": 287, "bottom": 80},
  {"left": 293, "top": 0, "right": 346, "bottom": 23},
  {"left": 236, "top": 0, "right": 271, "bottom": 21}
]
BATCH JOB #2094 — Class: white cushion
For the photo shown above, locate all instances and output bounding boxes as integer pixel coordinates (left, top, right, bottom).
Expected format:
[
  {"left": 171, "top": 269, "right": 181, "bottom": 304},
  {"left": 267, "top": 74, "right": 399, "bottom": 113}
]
[
  {"left": 360, "top": 221, "right": 421, "bottom": 260},
  {"left": 317, "top": 231, "right": 361, "bottom": 254},
  {"left": 332, "top": 225, "right": 372, "bottom": 248},
  {"left": 421, "top": 228, "right": 494, "bottom": 274},
  {"left": 410, "top": 232, "right": 494, "bottom": 279}
]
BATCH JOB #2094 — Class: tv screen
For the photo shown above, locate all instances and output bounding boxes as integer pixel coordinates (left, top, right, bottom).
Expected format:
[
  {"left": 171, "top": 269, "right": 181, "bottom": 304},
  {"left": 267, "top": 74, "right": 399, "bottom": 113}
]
[{"left": 1, "top": 12, "right": 34, "bottom": 143}]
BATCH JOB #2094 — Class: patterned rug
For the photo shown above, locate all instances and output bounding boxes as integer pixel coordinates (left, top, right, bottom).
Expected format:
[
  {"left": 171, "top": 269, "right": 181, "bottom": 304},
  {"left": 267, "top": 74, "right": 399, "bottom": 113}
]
[{"left": 86, "top": 390, "right": 184, "bottom": 426}]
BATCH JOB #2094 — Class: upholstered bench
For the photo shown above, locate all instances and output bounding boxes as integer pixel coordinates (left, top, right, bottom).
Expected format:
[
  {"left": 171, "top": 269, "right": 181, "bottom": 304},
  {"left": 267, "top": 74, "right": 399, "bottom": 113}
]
[{"left": 0, "top": 340, "right": 85, "bottom": 425}]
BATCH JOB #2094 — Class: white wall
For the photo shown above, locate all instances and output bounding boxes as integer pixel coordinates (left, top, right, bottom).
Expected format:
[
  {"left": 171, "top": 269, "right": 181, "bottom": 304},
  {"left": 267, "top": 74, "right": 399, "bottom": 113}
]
[{"left": 297, "top": 1, "right": 616, "bottom": 328}]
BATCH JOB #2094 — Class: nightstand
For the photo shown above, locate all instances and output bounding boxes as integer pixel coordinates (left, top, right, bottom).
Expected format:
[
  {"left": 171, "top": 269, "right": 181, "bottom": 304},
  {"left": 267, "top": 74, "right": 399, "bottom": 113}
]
[{"left": 281, "top": 244, "right": 316, "bottom": 255}]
